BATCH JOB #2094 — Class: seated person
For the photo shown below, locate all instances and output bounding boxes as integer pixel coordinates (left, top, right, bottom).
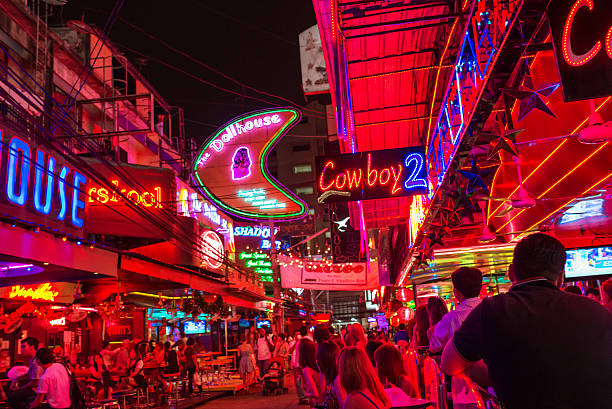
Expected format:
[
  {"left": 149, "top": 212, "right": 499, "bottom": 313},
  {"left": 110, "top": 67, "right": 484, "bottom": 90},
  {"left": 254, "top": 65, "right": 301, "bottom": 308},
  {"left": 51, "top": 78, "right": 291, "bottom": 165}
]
[
  {"left": 126, "top": 349, "right": 146, "bottom": 389},
  {"left": 88, "top": 353, "right": 113, "bottom": 399}
]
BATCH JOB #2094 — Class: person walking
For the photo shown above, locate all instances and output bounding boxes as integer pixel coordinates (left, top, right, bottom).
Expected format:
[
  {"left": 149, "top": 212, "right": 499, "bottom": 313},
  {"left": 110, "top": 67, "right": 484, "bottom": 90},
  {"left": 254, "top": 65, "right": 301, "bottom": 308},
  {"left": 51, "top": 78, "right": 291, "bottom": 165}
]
[
  {"left": 238, "top": 335, "right": 255, "bottom": 392},
  {"left": 255, "top": 328, "right": 273, "bottom": 380}
]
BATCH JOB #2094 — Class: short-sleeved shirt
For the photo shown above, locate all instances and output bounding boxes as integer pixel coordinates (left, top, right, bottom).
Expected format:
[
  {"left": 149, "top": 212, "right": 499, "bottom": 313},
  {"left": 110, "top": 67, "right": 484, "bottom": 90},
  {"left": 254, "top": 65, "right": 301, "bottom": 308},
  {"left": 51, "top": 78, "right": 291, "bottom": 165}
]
[
  {"left": 183, "top": 347, "right": 195, "bottom": 370},
  {"left": 256, "top": 337, "right": 271, "bottom": 361},
  {"left": 393, "top": 330, "right": 410, "bottom": 344},
  {"left": 453, "top": 278, "right": 612, "bottom": 409},
  {"left": 38, "top": 363, "right": 71, "bottom": 409}
]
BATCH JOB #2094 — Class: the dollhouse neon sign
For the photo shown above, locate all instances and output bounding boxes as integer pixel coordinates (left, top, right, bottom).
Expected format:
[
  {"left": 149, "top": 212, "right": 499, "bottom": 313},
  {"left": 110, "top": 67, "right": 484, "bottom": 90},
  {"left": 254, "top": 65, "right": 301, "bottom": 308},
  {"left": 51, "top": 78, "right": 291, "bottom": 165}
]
[
  {"left": 562, "top": 0, "right": 612, "bottom": 66},
  {"left": 9, "top": 283, "right": 59, "bottom": 302},
  {"left": 192, "top": 108, "right": 308, "bottom": 221}
]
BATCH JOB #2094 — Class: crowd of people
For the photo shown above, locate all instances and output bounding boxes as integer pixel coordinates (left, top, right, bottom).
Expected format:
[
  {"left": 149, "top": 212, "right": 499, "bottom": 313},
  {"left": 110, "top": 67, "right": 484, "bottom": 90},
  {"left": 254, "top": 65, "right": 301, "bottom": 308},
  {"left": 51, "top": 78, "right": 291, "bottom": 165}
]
[
  {"left": 285, "top": 233, "right": 612, "bottom": 409},
  {"left": 1, "top": 336, "right": 208, "bottom": 409}
]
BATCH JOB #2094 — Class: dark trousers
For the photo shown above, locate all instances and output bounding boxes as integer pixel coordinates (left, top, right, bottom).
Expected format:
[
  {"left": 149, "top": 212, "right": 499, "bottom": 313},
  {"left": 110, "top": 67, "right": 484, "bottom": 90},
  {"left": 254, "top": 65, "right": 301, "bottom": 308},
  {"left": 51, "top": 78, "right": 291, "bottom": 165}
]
[
  {"left": 187, "top": 367, "right": 195, "bottom": 394},
  {"left": 292, "top": 367, "right": 304, "bottom": 400},
  {"left": 6, "top": 386, "right": 36, "bottom": 409},
  {"left": 257, "top": 359, "right": 270, "bottom": 379}
]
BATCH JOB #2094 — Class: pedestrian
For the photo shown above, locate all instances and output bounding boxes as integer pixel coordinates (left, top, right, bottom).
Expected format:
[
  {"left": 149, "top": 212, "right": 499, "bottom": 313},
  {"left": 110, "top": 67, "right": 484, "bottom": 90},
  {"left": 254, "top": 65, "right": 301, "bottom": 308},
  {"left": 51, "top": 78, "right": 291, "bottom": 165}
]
[
  {"left": 238, "top": 334, "right": 255, "bottom": 392},
  {"left": 29, "top": 348, "right": 71, "bottom": 409},
  {"left": 183, "top": 338, "right": 198, "bottom": 395},
  {"left": 298, "top": 338, "right": 321, "bottom": 406},
  {"left": 255, "top": 328, "right": 273, "bottom": 380},
  {"left": 338, "top": 346, "right": 391, "bottom": 409},
  {"left": 290, "top": 327, "right": 310, "bottom": 404},
  {"left": 6, "top": 337, "right": 43, "bottom": 409},
  {"left": 442, "top": 233, "right": 612, "bottom": 409}
]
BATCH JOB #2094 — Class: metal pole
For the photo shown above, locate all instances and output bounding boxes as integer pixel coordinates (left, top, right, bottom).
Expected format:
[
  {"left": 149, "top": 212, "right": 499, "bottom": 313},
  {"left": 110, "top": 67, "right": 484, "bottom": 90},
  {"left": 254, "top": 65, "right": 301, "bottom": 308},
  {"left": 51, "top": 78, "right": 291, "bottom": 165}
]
[{"left": 224, "top": 319, "right": 228, "bottom": 355}]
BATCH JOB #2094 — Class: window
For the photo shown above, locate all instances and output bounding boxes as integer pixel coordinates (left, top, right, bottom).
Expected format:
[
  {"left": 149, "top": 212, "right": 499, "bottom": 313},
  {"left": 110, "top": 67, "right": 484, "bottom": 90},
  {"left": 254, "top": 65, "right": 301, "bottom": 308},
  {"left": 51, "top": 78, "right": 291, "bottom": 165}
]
[
  {"left": 292, "top": 144, "right": 310, "bottom": 152},
  {"left": 295, "top": 186, "right": 314, "bottom": 195},
  {"left": 293, "top": 164, "right": 312, "bottom": 174}
]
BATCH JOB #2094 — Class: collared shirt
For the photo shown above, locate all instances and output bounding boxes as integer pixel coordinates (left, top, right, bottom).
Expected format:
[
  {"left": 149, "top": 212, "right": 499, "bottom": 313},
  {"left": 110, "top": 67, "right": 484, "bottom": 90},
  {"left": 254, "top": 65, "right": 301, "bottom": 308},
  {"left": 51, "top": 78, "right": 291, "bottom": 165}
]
[
  {"left": 429, "top": 297, "right": 481, "bottom": 353},
  {"left": 453, "top": 279, "right": 612, "bottom": 409}
]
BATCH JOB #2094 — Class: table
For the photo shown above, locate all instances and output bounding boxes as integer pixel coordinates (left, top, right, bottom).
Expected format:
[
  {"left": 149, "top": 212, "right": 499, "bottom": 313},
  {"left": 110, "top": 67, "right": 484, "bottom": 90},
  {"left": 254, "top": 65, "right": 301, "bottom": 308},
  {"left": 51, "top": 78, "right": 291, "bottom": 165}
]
[{"left": 390, "top": 397, "right": 432, "bottom": 409}]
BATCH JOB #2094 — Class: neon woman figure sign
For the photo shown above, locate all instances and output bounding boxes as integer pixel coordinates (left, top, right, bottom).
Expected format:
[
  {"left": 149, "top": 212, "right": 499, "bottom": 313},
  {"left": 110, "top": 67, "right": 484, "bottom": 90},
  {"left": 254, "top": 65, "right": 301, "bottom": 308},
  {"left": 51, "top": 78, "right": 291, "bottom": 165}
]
[{"left": 192, "top": 108, "right": 307, "bottom": 221}]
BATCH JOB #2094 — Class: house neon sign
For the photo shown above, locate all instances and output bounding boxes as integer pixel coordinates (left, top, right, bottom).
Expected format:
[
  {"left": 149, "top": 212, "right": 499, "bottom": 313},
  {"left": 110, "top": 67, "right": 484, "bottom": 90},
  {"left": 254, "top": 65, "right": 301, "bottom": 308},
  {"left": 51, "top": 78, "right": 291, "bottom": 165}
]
[
  {"left": 2, "top": 134, "right": 87, "bottom": 228},
  {"left": 192, "top": 108, "right": 308, "bottom": 221}
]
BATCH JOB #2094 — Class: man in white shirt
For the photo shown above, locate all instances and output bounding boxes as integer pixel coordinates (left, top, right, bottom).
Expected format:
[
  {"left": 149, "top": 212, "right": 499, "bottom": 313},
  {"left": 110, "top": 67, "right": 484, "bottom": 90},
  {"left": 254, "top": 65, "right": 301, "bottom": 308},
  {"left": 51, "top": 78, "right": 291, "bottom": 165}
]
[
  {"left": 255, "top": 328, "right": 273, "bottom": 379},
  {"left": 29, "top": 348, "right": 71, "bottom": 409},
  {"left": 429, "top": 267, "right": 482, "bottom": 409}
]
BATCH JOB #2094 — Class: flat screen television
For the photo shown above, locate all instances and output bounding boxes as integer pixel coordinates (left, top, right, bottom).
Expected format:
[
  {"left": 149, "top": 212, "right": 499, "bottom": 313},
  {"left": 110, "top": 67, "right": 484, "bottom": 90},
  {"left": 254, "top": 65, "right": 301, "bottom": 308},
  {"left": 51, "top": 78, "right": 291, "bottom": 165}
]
[
  {"left": 256, "top": 319, "right": 270, "bottom": 329},
  {"left": 565, "top": 245, "right": 612, "bottom": 281},
  {"left": 184, "top": 321, "right": 207, "bottom": 334},
  {"left": 238, "top": 319, "right": 250, "bottom": 328}
]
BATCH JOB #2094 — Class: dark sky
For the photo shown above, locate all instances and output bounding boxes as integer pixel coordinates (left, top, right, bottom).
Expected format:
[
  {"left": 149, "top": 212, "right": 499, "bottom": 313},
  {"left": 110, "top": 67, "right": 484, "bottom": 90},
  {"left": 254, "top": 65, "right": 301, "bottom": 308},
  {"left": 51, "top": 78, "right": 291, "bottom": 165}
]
[{"left": 60, "top": 0, "right": 317, "bottom": 143}]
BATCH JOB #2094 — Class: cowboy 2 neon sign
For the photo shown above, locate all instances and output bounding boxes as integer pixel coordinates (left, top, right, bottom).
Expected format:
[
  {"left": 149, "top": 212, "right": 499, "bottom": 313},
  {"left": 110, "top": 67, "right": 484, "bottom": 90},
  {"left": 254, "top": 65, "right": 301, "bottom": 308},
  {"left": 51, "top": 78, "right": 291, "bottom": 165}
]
[{"left": 316, "top": 147, "right": 428, "bottom": 204}]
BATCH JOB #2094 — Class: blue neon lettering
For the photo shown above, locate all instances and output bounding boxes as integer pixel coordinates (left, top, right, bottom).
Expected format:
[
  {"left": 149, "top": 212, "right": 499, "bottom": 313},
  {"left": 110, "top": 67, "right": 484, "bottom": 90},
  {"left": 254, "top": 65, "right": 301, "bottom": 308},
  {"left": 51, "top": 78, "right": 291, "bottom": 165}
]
[
  {"left": 71, "top": 171, "right": 87, "bottom": 228},
  {"left": 404, "top": 153, "right": 428, "bottom": 191},
  {"left": 33, "top": 150, "right": 55, "bottom": 215},
  {"left": 57, "top": 166, "right": 70, "bottom": 221},
  {"left": 6, "top": 137, "right": 31, "bottom": 206}
]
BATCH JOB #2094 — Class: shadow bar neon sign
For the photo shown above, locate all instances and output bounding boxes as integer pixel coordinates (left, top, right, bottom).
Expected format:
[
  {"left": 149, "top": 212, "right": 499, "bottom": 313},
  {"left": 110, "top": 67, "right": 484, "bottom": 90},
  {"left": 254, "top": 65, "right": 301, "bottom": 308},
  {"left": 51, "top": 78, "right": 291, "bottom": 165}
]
[
  {"left": 427, "top": 0, "right": 520, "bottom": 198},
  {"left": 316, "top": 146, "right": 428, "bottom": 204},
  {"left": 192, "top": 108, "right": 308, "bottom": 221}
]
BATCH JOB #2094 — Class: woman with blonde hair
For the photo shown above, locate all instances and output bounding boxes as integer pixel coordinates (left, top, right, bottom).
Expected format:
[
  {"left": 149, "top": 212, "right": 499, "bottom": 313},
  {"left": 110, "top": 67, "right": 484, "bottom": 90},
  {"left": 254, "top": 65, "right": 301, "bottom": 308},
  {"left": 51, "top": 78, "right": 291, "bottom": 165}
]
[
  {"left": 344, "top": 323, "right": 366, "bottom": 349},
  {"left": 338, "top": 346, "right": 391, "bottom": 409}
]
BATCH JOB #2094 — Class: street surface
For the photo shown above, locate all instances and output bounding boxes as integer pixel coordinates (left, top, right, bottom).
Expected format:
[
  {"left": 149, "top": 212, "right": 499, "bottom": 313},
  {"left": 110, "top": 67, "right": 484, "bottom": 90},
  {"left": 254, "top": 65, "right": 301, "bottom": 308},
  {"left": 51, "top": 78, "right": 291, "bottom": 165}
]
[{"left": 197, "top": 375, "right": 300, "bottom": 409}]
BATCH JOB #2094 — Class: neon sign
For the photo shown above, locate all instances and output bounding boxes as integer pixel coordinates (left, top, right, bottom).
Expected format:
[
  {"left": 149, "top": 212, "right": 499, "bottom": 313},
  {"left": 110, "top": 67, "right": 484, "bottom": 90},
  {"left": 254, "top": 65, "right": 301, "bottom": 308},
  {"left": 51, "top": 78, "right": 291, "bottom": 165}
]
[
  {"left": 88, "top": 181, "right": 163, "bottom": 208},
  {"left": 239, "top": 252, "right": 274, "bottom": 281},
  {"left": 9, "top": 283, "right": 59, "bottom": 302},
  {"left": 192, "top": 108, "right": 308, "bottom": 221},
  {"left": 549, "top": 0, "right": 612, "bottom": 100},
  {"left": 234, "top": 225, "right": 279, "bottom": 238},
  {"left": 408, "top": 195, "right": 428, "bottom": 246},
  {"left": 177, "top": 188, "right": 228, "bottom": 230},
  {"left": 316, "top": 147, "right": 427, "bottom": 204},
  {"left": 200, "top": 230, "right": 225, "bottom": 270},
  {"left": 49, "top": 317, "right": 66, "bottom": 326},
  {"left": 2, "top": 134, "right": 87, "bottom": 229}
]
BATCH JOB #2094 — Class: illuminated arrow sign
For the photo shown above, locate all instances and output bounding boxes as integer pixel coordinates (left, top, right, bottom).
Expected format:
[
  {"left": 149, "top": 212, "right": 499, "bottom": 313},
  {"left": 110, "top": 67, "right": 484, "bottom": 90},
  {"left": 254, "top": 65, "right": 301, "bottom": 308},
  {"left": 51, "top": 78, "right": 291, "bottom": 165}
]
[{"left": 192, "top": 108, "right": 308, "bottom": 221}]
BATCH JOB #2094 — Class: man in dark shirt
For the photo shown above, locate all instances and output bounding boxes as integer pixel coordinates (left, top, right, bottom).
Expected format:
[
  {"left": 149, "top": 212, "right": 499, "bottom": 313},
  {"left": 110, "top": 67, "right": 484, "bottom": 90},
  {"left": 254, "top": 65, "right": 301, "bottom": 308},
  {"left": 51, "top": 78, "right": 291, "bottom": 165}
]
[
  {"left": 393, "top": 323, "right": 410, "bottom": 344},
  {"left": 441, "top": 233, "right": 612, "bottom": 409}
]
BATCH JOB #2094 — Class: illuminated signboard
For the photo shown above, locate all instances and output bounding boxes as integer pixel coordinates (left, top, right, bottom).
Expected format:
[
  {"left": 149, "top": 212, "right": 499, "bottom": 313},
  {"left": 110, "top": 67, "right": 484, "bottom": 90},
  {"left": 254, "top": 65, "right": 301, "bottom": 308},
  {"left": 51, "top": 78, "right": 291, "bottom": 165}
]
[
  {"left": 548, "top": 0, "right": 612, "bottom": 101},
  {"left": 83, "top": 161, "right": 175, "bottom": 239},
  {"left": 316, "top": 146, "right": 428, "bottom": 204},
  {"left": 89, "top": 181, "right": 163, "bottom": 208},
  {"left": 200, "top": 230, "right": 225, "bottom": 271},
  {"left": 427, "top": 0, "right": 519, "bottom": 197},
  {"left": 234, "top": 225, "right": 279, "bottom": 238},
  {"left": 408, "top": 195, "right": 428, "bottom": 246},
  {"left": 49, "top": 317, "right": 66, "bottom": 326},
  {"left": 0, "top": 129, "right": 87, "bottom": 230},
  {"left": 192, "top": 108, "right": 308, "bottom": 221},
  {"left": 8, "top": 283, "right": 59, "bottom": 302},
  {"left": 239, "top": 252, "right": 273, "bottom": 282}
]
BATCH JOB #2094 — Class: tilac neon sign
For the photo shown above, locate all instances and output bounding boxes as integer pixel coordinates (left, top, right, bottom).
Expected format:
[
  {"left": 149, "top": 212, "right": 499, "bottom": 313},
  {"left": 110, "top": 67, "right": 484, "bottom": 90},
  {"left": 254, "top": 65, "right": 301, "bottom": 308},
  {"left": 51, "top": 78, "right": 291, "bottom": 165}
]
[
  {"left": 316, "top": 147, "right": 427, "bottom": 204},
  {"left": 9, "top": 283, "right": 59, "bottom": 302},
  {"left": 192, "top": 108, "right": 307, "bottom": 221},
  {"left": 1, "top": 134, "right": 87, "bottom": 228}
]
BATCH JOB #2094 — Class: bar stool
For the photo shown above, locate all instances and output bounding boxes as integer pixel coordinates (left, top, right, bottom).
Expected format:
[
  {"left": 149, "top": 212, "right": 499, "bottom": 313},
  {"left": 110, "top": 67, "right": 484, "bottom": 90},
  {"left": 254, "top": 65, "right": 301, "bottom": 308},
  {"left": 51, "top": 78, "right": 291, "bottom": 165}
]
[
  {"left": 88, "top": 399, "right": 121, "bottom": 409},
  {"left": 111, "top": 390, "right": 137, "bottom": 408},
  {"left": 163, "top": 371, "right": 182, "bottom": 403}
]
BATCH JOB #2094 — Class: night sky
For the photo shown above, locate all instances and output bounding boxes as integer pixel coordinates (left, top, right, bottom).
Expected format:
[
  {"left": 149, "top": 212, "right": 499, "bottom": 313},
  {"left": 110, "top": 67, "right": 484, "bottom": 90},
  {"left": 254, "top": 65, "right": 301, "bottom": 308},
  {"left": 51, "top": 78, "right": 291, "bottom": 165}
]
[{"left": 60, "top": 0, "right": 317, "bottom": 143}]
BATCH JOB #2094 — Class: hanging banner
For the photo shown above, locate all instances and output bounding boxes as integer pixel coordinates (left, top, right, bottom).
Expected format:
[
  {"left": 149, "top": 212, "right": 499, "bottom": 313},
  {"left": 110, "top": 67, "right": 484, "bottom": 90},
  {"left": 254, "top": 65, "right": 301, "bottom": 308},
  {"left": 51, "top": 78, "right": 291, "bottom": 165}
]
[
  {"left": 279, "top": 255, "right": 379, "bottom": 290},
  {"left": 548, "top": 0, "right": 612, "bottom": 101},
  {"left": 329, "top": 202, "right": 365, "bottom": 263},
  {"left": 316, "top": 146, "right": 428, "bottom": 204},
  {"left": 299, "top": 25, "right": 329, "bottom": 95},
  {"left": 192, "top": 108, "right": 308, "bottom": 221}
]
